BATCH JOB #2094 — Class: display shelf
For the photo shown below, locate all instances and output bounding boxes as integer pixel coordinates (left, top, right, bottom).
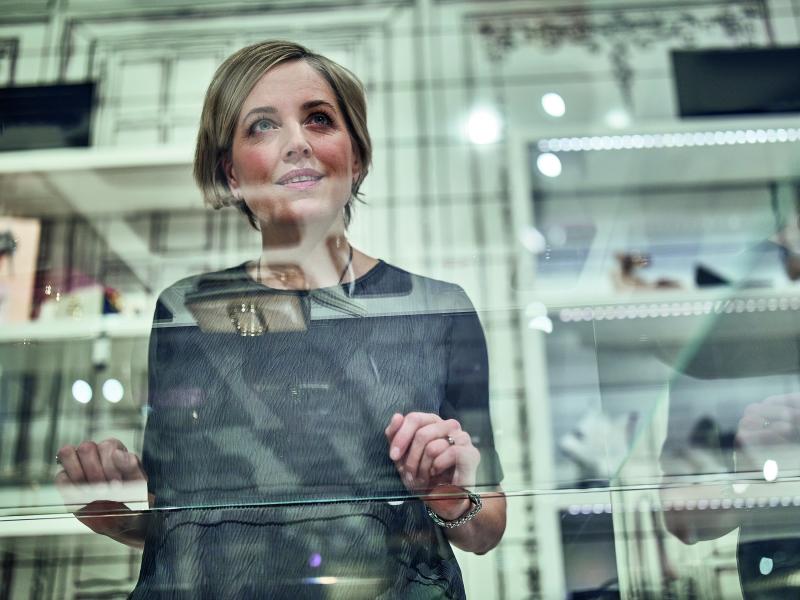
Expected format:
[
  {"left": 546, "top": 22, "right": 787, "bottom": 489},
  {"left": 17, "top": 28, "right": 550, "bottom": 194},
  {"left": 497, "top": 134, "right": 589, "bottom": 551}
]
[
  {"left": 530, "top": 286, "right": 800, "bottom": 377},
  {"left": 0, "top": 145, "right": 197, "bottom": 216},
  {"left": 529, "top": 285, "right": 800, "bottom": 314},
  {"left": 0, "top": 314, "right": 152, "bottom": 343},
  {"left": 0, "top": 145, "right": 192, "bottom": 173}
]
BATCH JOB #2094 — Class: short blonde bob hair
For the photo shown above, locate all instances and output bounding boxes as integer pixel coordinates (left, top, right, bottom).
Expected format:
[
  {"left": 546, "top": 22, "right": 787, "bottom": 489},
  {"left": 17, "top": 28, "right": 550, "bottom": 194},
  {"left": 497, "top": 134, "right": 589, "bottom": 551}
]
[{"left": 194, "top": 40, "right": 372, "bottom": 229}]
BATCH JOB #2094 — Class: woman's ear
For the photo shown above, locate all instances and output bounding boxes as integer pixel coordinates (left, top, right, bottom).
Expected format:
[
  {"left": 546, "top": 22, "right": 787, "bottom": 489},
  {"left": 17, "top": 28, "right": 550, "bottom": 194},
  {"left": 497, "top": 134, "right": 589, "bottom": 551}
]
[
  {"left": 223, "top": 156, "right": 241, "bottom": 198},
  {"left": 351, "top": 154, "right": 361, "bottom": 188}
]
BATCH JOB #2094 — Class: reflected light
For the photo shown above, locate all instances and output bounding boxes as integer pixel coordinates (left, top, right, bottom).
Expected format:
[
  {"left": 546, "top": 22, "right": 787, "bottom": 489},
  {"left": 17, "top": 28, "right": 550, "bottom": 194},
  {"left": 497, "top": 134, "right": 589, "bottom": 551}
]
[
  {"left": 72, "top": 379, "right": 92, "bottom": 404},
  {"left": 605, "top": 108, "right": 631, "bottom": 129},
  {"left": 519, "top": 226, "right": 546, "bottom": 254},
  {"left": 525, "top": 302, "right": 548, "bottom": 319},
  {"left": 541, "top": 92, "right": 566, "bottom": 117},
  {"left": 536, "top": 153, "right": 562, "bottom": 177},
  {"left": 759, "top": 556, "right": 774, "bottom": 576},
  {"left": 528, "top": 315, "right": 553, "bottom": 334},
  {"left": 547, "top": 225, "right": 567, "bottom": 247},
  {"left": 538, "top": 127, "right": 800, "bottom": 154},
  {"left": 763, "top": 459, "right": 779, "bottom": 482},
  {"left": 302, "top": 577, "right": 338, "bottom": 585},
  {"left": 102, "top": 378, "right": 124, "bottom": 403},
  {"left": 466, "top": 108, "right": 501, "bottom": 144}
]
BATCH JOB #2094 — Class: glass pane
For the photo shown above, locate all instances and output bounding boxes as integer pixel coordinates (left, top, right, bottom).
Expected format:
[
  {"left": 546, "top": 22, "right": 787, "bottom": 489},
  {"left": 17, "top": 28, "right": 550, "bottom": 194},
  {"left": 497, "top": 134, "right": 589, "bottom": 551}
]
[{"left": 1, "top": 1, "right": 799, "bottom": 598}]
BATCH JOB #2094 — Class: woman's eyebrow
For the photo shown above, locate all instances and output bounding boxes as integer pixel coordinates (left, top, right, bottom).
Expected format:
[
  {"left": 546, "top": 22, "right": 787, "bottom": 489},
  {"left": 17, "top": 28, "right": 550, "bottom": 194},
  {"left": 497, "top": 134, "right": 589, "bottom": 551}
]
[
  {"left": 241, "top": 106, "right": 276, "bottom": 124},
  {"left": 301, "top": 99, "right": 336, "bottom": 111}
]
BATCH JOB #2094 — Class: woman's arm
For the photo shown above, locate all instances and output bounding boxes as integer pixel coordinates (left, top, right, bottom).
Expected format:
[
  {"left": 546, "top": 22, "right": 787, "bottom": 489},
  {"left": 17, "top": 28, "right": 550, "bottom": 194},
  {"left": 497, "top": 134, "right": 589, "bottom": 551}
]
[
  {"left": 74, "top": 499, "right": 152, "bottom": 550},
  {"left": 56, "top": 439, "right": 151, "bottom": 550},
  {"left": 430, "top": 487, "right": 507, "bottom": 554},
  {"left": 659, "top": 481, "right": 740, "bottom": 544},
  {"left": 385, "top": 412, "right": 507, "bottom": 554}
]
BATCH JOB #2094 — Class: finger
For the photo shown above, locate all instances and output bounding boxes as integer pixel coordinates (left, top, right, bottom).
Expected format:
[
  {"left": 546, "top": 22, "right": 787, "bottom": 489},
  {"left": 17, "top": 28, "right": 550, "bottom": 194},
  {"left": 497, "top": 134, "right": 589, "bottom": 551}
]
[
  {"left": 54, "top": 470, "right": 72, "bottom": 491},
  {"left": 431, "top": 432, "right": 479, "bottom": 479},
  {"left": 384, "top": 413, "right": 404, "bottom": 442},
  {"left": 419, "top": 438, "right": 452, "bottom": 482},
  {"left": 112, "top": 449, "right": 146, "bottom": 481},
  {"left": 431, "top": 447, "right": 459, "bottom": 478},
  {"left": 389, "top": 412, "right": 440, "bottom": 462},
  {"left": 55, "top": 470, "right": 84, "bottom": 507},
  {"left": 76, "top": 441, "right": 107, "bottom": 483},
  {"left": 404, "top": 419, "right": 461, "bottom": 479},
  {"left": 763, "top": 393, "right": 800, "bottom": 408},
  {"left": 98, "top": 439, "right": 127, "bottom": 482},
  {"left": 739, "top": 410, "right": 792, "bottom": 437},
  {"left": 57, "top": 445, "right": 87, "bottom": 484},
  {"left": 738, "top": 409, "right": 795, "bottom": 444}
]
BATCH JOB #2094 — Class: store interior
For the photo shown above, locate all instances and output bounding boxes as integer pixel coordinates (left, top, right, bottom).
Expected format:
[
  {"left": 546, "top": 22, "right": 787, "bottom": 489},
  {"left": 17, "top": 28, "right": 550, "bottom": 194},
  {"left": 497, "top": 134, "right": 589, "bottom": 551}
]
[{"left": 2, "top": 0, "right": 800, "bottom": 598}]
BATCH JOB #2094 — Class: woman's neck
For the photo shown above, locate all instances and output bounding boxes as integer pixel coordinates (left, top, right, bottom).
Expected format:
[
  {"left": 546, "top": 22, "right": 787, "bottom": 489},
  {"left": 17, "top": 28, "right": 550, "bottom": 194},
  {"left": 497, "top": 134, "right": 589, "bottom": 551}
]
[{"left": 253, "top": 222, "right": 353, "bottom": 290}]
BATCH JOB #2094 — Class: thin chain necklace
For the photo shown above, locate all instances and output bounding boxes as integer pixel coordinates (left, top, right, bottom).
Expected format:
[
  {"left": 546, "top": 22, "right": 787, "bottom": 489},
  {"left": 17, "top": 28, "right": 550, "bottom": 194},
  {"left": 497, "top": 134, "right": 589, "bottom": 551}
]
[{"left": 256, "top": 242, "right": 354, "bottom": 289}]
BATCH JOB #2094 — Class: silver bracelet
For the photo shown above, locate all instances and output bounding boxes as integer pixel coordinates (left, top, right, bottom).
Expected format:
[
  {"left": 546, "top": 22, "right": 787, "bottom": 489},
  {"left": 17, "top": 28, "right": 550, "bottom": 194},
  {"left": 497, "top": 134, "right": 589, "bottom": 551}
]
[{"left": 426, "top": 489, "right": 482, "bottom": 528}]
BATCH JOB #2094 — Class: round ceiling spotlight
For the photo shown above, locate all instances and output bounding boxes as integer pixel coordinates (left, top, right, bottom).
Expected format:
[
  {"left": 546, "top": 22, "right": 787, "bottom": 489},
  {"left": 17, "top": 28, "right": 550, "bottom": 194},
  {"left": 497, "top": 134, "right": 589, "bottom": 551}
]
[
  {"left": 466, "top": 107, "right": 502, "bottom": 145},
  {"left": 72, "top": 379, "right": 93, "bottom": 404},
  {"left": 102, "top": 378, "right": 124, "bottom": 403},
  {"left": 536, "top": 153, "right": 562, "bottom": 178},
  {"left": 541, "top": 92, "right": 566, "bottom": 117}
]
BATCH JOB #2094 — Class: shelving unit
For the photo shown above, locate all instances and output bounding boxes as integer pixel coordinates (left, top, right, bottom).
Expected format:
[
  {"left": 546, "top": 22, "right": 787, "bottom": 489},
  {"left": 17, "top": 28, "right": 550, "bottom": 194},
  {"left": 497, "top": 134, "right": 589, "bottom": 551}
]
[{"left": 508, "top": 113, "right": 800, "bottom": 598}]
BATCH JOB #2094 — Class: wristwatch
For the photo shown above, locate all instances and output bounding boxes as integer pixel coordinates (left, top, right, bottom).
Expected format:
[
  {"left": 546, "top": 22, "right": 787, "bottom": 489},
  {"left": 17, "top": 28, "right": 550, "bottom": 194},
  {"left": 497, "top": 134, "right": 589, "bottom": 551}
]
[{"left": 426, "top": 487, "right": 482, "bottom": 528}]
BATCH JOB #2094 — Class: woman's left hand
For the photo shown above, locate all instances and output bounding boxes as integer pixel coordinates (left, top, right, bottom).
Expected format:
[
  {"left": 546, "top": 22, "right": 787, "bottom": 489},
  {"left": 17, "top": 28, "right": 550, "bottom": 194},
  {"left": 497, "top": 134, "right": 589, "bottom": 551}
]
[{"left": 385, "top": 412, "right": 481, "bottom": 517}]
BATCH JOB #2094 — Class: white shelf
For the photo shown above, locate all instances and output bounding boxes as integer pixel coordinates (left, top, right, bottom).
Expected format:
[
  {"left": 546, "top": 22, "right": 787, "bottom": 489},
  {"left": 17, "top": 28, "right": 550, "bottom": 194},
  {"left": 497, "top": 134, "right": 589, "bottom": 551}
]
[
  {"left": 529, "top": 285, "right": 800, "bottom": 313},
  {"left": 0, "top": 145, "right": 199, "bottom": 216},
  {"left": 0, "top": 145, "right": 192, "bottom": 174},
  {"left": 0, "top": 314, "right": 152, "bottom": 343}
]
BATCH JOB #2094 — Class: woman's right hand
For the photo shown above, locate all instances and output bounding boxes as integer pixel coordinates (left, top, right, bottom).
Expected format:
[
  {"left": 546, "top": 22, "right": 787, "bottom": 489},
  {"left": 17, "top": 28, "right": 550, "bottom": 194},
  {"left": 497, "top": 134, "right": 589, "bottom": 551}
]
[
  {"left": 735, "top": 394, "right": 800, "bottom": 478},
  {"left": 56, "top": 439, "right": 150, "bottom": 547}
]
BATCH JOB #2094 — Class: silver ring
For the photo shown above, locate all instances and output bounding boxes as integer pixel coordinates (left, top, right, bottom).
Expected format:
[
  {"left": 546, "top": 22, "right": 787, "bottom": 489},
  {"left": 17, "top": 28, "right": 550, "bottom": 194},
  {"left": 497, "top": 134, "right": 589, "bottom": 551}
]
[
  {"left": 446, "top": 435, "right": 455, "bottom": 446},
  {"left": 55, "top": 455, "right": 61, "bottom": 465},
  {"left": 763, "top": 418, "right": 771, "bottom": 429}
]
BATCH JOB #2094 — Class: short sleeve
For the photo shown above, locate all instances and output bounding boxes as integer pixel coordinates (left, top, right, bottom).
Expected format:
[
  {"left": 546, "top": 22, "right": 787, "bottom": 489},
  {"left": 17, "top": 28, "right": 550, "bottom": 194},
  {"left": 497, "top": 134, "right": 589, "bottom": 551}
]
[{"left": 439, "top": 288, "right": 504, "bottom": 488}]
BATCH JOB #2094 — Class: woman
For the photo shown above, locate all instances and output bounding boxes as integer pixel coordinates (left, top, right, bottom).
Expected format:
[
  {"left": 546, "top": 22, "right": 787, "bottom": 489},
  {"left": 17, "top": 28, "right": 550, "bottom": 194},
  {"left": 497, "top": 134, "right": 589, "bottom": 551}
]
[{"left": 57, "top": 40, "right": 505, "bottom": 599}]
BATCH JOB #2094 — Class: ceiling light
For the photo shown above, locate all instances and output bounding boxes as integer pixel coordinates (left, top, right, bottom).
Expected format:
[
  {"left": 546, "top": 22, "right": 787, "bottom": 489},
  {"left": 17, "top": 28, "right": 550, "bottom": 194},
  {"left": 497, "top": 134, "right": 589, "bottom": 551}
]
[
  {"left": 466, "top": 108, "right": 501, "bottom": 145},
  {"left": 102, "top": 378, "right": 124, "bottom": 403},
  {"left": 72, "top": 379, "right": 92, "bottom": 404},
  {"left": 541, "top": 92, "right": 566, "bottom": 117},
  {"left": 536, "top": 153, "right": 562, "bottom": 177}
]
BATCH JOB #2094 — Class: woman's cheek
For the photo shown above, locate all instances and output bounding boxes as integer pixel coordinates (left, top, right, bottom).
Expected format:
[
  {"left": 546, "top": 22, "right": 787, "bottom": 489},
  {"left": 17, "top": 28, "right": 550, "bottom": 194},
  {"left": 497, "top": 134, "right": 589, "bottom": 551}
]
[
  {"left": 241, "top": 154, "right": 277, "bottom": 186},
  {"left": 314, "top": 137, "right": 353, "bottom": 175}
]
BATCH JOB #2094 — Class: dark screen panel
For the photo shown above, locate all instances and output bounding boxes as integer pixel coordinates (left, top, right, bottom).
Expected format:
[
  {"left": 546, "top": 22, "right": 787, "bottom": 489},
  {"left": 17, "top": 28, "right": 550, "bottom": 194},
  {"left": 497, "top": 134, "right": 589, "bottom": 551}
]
[
  {"left": 672, "top": 47, "right": 800, "bottom": 117},
  {"left": 0, "top": 82, "right": 96, "bottom": 151}
]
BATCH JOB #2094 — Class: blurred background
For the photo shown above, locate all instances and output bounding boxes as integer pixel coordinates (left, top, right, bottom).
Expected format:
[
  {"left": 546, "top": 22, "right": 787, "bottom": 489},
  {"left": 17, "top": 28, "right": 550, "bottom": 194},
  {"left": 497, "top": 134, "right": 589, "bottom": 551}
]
[{"left": 2, "top": 0, "right": 800, "bottom": 598}]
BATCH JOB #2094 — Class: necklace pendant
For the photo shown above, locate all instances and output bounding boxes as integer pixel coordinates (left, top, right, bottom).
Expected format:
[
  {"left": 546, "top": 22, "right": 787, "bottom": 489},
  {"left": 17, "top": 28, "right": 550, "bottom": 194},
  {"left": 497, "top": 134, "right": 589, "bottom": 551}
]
[{"left": 228, "top": 303, "right": 266, "bottom": 336}]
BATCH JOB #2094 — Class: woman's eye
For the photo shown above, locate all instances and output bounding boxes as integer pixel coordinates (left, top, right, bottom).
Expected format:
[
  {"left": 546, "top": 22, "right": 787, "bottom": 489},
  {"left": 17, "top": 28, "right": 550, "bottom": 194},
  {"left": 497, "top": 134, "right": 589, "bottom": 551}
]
[
  {"left": 308, "top": 112, "right": 333, "bottom": 126},
  {"left": 250, "top": 119, "right": 274, "bottom": 134}
]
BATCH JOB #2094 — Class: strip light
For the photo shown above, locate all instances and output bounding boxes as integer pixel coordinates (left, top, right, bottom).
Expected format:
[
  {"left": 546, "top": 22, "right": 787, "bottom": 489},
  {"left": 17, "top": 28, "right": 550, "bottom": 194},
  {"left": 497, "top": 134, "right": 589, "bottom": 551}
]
[
  {"left": 559, "top": 296, "right": 800, "bottom": 323},
  {"left": 538, "top": 127, "right": 800, "bottom": 153},
  {"left": 566, "top": 495, "right": 800, "bottom": 515}
]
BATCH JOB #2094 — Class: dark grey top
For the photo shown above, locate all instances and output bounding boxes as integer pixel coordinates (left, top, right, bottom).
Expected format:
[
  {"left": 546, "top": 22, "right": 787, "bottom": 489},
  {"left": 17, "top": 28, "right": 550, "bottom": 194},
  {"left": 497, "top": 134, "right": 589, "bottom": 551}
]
[{"left": 131, "top": 260, "right": 503, "bottom": 599}]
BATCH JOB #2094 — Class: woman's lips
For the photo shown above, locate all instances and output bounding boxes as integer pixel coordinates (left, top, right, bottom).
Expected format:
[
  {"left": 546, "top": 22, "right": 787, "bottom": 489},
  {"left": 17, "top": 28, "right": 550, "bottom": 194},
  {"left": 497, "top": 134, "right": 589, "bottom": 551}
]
[
  {"left": 281, "top": 176, "right": 322, "bottom": 190},
  {"left": 276, "top": 169, "right": 324, "bottom": 190}
]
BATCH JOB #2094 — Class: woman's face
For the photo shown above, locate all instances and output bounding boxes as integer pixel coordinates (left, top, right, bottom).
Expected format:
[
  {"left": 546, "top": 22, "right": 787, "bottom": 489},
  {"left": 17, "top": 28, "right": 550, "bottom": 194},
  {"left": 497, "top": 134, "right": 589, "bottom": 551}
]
[{"left": 225, "top": 60, "right": 360, "bottom": 230}]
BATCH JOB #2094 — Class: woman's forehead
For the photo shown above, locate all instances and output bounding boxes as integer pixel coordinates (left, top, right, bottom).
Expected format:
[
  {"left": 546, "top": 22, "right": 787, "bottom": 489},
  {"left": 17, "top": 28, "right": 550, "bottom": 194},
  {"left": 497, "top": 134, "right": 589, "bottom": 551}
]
[{"left": 241, "top": 61, "right": 335, "bottom": 110}]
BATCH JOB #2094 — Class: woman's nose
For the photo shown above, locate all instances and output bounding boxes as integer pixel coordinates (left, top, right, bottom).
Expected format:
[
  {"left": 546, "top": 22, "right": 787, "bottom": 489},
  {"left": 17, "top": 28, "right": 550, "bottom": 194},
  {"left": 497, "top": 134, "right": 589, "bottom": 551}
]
[{"left": 283, "top": 125, "right": 312, "bottom": 160}]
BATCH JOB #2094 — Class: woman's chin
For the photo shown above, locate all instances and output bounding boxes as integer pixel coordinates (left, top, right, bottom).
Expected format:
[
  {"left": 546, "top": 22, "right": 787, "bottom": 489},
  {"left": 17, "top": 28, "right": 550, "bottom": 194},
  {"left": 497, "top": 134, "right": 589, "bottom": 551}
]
[{"left": 255, "top": 202, "right": 344, "bottom": 231}]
